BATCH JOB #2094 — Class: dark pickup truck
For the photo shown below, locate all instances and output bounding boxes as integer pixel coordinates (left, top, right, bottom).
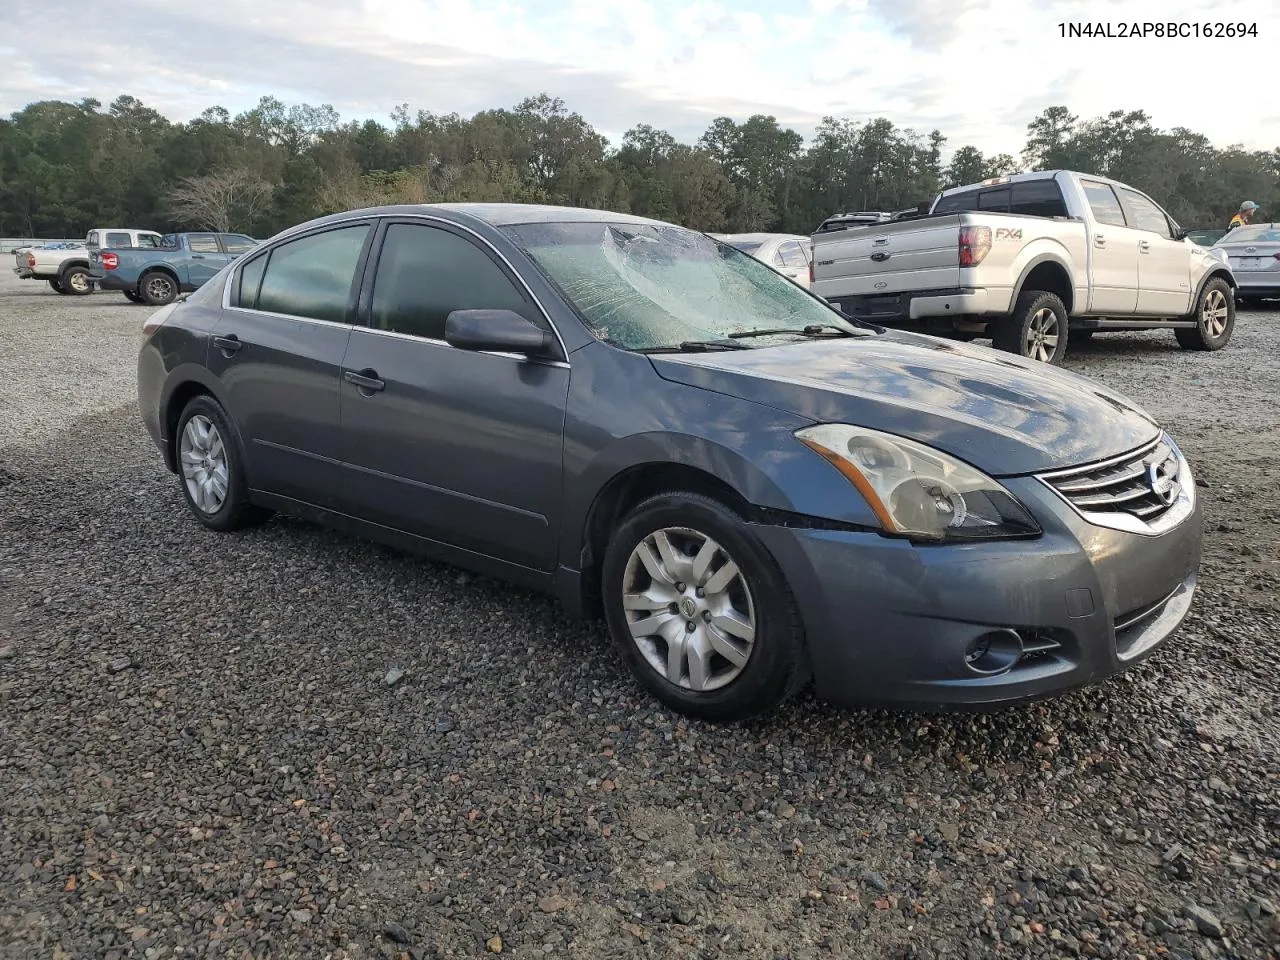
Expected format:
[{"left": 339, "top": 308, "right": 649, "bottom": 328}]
[{"left": 88, "top": 231, "right": 259, "bottom": 304}]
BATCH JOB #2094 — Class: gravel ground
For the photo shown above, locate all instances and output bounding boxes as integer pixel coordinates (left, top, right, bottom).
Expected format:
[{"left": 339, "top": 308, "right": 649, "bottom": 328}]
[{"left": 1, "top": 269, "right": 1278, "bottom": 960}]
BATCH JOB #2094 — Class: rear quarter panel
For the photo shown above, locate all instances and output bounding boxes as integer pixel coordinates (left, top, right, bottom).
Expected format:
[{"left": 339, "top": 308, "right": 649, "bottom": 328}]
[{"left": 975, "top": 218, "right": 1089, "bottom": 315}]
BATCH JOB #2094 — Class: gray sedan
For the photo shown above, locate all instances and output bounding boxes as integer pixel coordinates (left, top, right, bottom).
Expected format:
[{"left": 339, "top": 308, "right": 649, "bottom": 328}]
[
  {"left": 137, "top": 203, "right": 1202, "bottom": 721},
  {"left": 1215, "top": 223, "right": 1280, "bottom": 305}
]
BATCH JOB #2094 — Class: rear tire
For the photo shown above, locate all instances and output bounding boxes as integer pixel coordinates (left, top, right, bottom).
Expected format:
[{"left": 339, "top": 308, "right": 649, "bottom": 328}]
[
  {"left": 173, "top": 395, "right": 271, "bottom": 532},
  {"left": 1176, "top": 278, "right": 1234, "bottom": 351},
  {"left": 48, "top": 278, "right": 67, "bottom": 294},
  {"left": 601, "top": 491, "right": 810, "bottom": 722},
  {"left": 993, "top": 290, "right": 1069, "bottom": 364},
  {"left": 61, "top": 265, "right": 92, "bottom": 295},
  {"left": 140, "top": 271, "right": 178, "bottom": 306}
]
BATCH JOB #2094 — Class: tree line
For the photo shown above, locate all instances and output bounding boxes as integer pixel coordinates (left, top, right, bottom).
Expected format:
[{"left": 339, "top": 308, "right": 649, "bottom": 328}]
[{"left": 1, "top": 94, "right": 1276, "bottom": 240}]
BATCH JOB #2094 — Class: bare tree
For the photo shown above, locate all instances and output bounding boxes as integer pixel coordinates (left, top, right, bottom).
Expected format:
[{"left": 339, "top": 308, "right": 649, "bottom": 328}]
[{"left": 168, "top": 168, "right": 273, "bottom": 232}]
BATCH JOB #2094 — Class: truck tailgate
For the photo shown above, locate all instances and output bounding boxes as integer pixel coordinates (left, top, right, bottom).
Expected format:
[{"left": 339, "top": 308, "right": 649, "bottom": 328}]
[{"left": 812, "top": 219, "right": 960, "bottom": 297}]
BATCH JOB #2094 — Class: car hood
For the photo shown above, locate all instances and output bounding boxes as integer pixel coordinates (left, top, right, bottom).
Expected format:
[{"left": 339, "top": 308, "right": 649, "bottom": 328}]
[{"left": 648, "top": 331, "right": 1160, "bottom": 476}]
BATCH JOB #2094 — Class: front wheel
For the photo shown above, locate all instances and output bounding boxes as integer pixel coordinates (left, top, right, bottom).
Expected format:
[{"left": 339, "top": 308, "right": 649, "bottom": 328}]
[
  {"left": 1176, "top": 279, "right": 1234, "bottom": 351},
  {"left": 123, "top": 290, "right": 144, "bottom": 304},
  {"left": 140, "top": 271, "right": 178, "bottom": 306},
  {"left": 601, "top": 492, "right": 809, "bottom": 722},
  {"left": 993, "top": 290, "right": 1069, "bottom": 364}
]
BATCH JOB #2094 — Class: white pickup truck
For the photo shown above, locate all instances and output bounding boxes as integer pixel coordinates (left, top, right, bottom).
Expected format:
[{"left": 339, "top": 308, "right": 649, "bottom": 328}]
[
  {"left": 17, "top": 228, "right": 163, "bottom": 296},
  {"left": 810, "top": 170, "right": 1238, "bottom": 363}
]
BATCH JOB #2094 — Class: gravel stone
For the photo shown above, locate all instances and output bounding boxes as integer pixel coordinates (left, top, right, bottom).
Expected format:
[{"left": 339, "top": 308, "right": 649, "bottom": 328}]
[{"left": 2, "top": 271, "right": 1279, "bottom": 958}]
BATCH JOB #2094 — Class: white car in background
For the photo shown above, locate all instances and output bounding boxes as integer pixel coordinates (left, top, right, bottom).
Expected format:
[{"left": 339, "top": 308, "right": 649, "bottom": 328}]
[{"left": 711, "top": 232, "right": 813, "bottom": 289}]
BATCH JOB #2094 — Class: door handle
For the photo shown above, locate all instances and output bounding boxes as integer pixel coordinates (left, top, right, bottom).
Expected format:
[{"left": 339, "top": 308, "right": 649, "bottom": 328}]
[
  {"left": 1094, "top": 235, "right": 1106, "bottom": 247},
  {"left": 344, "top": 369, "right": 385, "bottom": 393},
  {"left": 212, "top": 335, "right": 242, "bottom": 354},
  {"left": 1138, "top": 240, "right": 1151, "bottom": 252},
  {"left": 191, "top": 254, "right": 205, "bottom": 259}
]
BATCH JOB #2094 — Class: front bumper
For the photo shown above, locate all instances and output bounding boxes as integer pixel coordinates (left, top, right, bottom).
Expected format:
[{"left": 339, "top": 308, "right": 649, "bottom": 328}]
[{"left": 753, "top": 471, "right": 1202, "bottom": 709}]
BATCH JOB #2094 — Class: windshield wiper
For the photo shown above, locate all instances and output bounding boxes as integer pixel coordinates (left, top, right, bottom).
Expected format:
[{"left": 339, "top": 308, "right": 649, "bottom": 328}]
[
  {"left": 728, "top": 324, "right": 855, "bottom": 340},
  {"left": 636, "top": 339, "right": 753, "bottom": 354}
]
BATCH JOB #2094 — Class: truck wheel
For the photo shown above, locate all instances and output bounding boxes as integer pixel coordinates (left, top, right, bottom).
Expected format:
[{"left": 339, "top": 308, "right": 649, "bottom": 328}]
[
  {"left": 993, "top": 291, "right": 1069, "bottom": 364},
  {"left": 140, "top": 271, "right": 178, "bottom": 306},
  {"left": 48, "top": 278, "right": 68, "bottom": 294},
  {"left": 61, "top": 266, "right": 92, "bottom": 295},
  {"left": 1176, "top": 278, "right": 1234, "bottom": 351}
]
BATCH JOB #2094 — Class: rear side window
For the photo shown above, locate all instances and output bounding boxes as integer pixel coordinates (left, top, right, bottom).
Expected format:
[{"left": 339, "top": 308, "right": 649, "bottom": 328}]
[
  {"left": 370, "top": 223, "right": 531, "bottom": 340},
  {"left": 1118, "top": 189, "right": 1172, "bottom": 238},
  {"left": 777, "top": 241, "right": 807, "bottom": 268},
  {"left": 1009, "top": 181, "right": 1068, "bottom": 217},
  {"left": 1081, "top": 181, "right": 1128, "bottom": 227},
  {"left": 237, "top": 253, "right": 268, "bottom": 306},
  {"left": 86, "top": 231, "right": 99, "bottom": 246},
  {"left": 138, "top": 234, "right": 162, "bottom": 248},
  {"left": 251, "top": 225, "right": 371, "bottom": 323},
  {"left": 105, "top": 232, "right": 131, "bottom": 247},
  {"left": 188, "top": 233, "right": 221, "bottom": 253},
  {"left": 221, "top": 235, "right": 257, "bottom": 255}
]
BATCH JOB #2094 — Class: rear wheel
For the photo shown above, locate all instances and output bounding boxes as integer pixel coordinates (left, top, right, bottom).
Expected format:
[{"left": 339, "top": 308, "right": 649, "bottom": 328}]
[
  {"left": 140, "top": 271, "right": 178, "bottom": 306},
  {"left": 174, "top": 395, "right": 270, "bottom": 532},
  {"left": 48, "top": 278, "right": 67, "bottom": 294},
  {"left": 1176, "top": 279, "right": 1234, "bottom": 351},
  {"left": 61, "top": 266, "right": 92, "bottom": 295},
  {"left": 993, "top": 290, "right": 1069, "bottom": 364},
  {"left": 601, "top": 492, "right": 809, "bottom": 722}
]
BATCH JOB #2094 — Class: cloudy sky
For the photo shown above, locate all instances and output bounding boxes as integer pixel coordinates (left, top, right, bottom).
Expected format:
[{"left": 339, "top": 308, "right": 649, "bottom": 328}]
[{"left": 2, "top": 0, "right": 1274, "bottom": 157}]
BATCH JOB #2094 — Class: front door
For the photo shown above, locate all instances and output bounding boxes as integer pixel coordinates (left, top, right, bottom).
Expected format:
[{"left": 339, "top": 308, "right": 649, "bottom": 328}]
[
  {"left": 186, "top": 233, "right": 231, "bottom": 286},
  {"left": 1116, "top": 187, "right": 1194, "bottom": 316},
  {"left": 206, "top": 221, "right": 374, "bottom": 508},
  {"left": 1079, "top": 180, "right": 1139, "bottom": 315},
  {"left": 339, "top": 219, "right": 570, "bottom": 572}
]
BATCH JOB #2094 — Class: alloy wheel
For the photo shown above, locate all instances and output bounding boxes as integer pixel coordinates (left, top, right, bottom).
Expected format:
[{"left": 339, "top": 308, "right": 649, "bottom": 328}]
[
  {"left": 1024, "top": 307, "right": 1060, "bottom": 362},
  {"left": 621, "top": 526, "right": 756, "bottom": 692},
  {"left": 66, "top": 272, "right": 90, "bottom": 293},
  {"left": 146, "top": 275, "right": 174, "bottom": 302},
  {"left": 1201, "top": 289, "right": 1229, "bottom": 338},
  {"left": 179, "top": 415, "right": 229, "bottom": 514}
]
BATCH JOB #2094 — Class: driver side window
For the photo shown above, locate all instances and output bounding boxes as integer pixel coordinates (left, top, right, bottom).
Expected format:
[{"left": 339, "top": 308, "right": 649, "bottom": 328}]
[{"left": 369, "top": 223, "right": 534, "bottom": 341}]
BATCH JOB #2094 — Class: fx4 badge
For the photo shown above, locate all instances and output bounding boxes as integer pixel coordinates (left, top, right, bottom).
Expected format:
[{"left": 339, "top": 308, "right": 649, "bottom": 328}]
[{"left": 995, "top": 228, "right": 1023, "bottom": 241}]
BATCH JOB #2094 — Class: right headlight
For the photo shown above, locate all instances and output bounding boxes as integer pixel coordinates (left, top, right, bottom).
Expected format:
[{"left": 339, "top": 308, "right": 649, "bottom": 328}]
[{"left": 795, "top": 424, "right": 1041, "bottom": 542}]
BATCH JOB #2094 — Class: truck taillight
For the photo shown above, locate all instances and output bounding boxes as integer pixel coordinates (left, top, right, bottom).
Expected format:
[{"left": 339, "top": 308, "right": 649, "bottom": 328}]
[
  {"left": 101, "top": 252, "right": 118, "bottom": 270},
  {"left": 26, "top": 253, "right": 35, "bottom": 269},
  {"left": 959, "top": 226, "right": 992, "bottom": 267}
]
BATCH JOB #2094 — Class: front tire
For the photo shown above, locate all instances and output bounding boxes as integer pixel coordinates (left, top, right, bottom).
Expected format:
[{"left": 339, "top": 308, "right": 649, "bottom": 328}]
[
  {"left": 174, "top": 395, "right": 270, "bottom": 532},
  {"left": 61, "top": 266, "right": 92, "bottom": 295},
  {"left": 993, "top": 290, "right": 1069, "bottom": 363},
  {"left": 1176, "top": 278, "right": 1234, "bottom": 351},
  {"left": 140, "top": 271, "right": 178, "bottom": 306},
  {"left": 601, "top": 492, "right": 809, "bottom": 722},
  {"left": 123, "top": 290, "right": 144, "bottom": 303}
]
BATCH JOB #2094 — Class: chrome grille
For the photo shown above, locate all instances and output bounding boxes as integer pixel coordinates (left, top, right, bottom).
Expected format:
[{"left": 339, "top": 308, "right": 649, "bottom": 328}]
[{"left": 1040, "top": 437, "right": 1183, "bottom": 526}]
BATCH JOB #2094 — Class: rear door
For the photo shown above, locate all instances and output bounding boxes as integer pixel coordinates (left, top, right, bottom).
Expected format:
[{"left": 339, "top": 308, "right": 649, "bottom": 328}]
[
  {"left": 1078, "top": 180, "right": 1139, "bottom": 314},
  {"left": 187, "top": 233, "right": 231, "bottom": 286},
  {"left": 207, "top": 220, "right": 375, "bottom": 508},
  {"left": 1115, "top": 187, "right": 1193, "bottom": 316},
  {"left": 774, "top": 240, "right": 811, "bottom": 286}
]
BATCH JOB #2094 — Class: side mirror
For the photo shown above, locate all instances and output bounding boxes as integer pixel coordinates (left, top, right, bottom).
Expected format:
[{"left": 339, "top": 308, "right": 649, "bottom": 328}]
[
  {"left": 444, "top": 309, "right": 550, "bottom": 356},
  {"left": 1173, "top": 228, "right": 1189, "bottom": 241}
]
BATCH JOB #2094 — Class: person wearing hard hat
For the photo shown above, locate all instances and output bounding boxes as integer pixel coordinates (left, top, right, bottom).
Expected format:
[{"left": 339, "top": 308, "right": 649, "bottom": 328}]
[{"left": 1228, "top": 201, "right": 1259, "bottom": 230}]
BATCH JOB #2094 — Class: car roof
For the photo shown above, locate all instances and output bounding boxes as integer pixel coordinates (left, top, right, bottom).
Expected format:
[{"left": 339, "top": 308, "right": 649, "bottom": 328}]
[
  {"left": 715, "top": 232, "right": 807, "bottom": 243},
  {"left": 287, "top": 203, "right": 675, "bottom": 234}
]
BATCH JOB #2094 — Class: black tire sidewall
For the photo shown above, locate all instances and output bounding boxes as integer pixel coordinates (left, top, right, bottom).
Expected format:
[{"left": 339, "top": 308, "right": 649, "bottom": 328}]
[
  {"left": 600, "top": 492, "right": 806, "bottom": 722},
  {"left": 142, "top": 272, "right": 177, "bottom": 306},
  {"left": 996, "top": 291, "right": 1069, "bottom": 363},
  {"left": 61, "top": 267, "right": 91, "bottom": 295},
  {"left": 174, "top": 396, "right": 254, "bottom": 532},
  {"left": 48, "top": 279, "right": 66, "bottom": 294}
]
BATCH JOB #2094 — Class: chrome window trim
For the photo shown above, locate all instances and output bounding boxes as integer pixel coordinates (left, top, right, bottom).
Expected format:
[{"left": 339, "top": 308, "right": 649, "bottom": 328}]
[
  {"left": 1036, "top": 433, "right": 1196, "bottom": 537},
  {"left": 221, "top": 212, "right": 571, "bottom": 364}
]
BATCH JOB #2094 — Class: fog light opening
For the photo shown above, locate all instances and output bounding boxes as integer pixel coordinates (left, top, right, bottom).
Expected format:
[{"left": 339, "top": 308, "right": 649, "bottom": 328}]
[{"left": 964, "top": 629, "right": 1023, "bottom": 675}]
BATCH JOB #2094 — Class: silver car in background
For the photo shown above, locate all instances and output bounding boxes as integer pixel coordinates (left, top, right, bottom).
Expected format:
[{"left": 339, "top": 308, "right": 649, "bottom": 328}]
[
  {"left": 1215, "top": 224, "right": 1280, "bottom": 306},
  {"left": 711, "top": 233, "right": 813, "bottom": 288}
]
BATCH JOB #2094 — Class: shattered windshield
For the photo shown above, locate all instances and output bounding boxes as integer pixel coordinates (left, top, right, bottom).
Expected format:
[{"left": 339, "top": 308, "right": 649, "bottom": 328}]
[{"left": 504, "top": 221, "right": 861, "bottom": 351}]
